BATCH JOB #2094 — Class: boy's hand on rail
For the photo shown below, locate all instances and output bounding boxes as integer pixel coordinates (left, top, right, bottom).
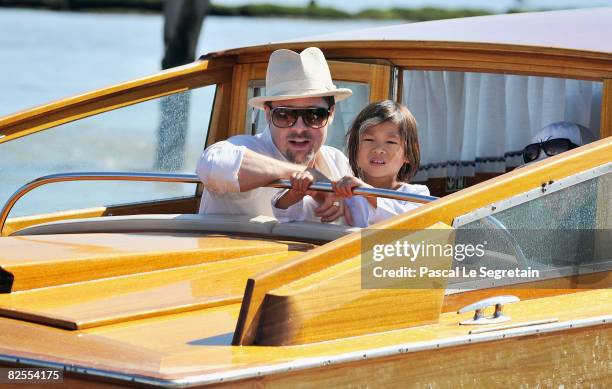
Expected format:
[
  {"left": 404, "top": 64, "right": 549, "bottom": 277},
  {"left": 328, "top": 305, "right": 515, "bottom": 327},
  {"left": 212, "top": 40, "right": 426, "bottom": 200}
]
[
  {"left": 289, "top": 170, "right": 315, "bottom": 194},
  {"left": 332, "top": 176, "right": 370, "bottom": 198}
]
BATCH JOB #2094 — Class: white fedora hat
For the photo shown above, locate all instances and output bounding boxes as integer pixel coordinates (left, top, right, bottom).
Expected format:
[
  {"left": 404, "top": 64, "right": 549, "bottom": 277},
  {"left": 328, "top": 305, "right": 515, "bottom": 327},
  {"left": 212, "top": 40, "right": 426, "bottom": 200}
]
[{"left": 248, "top": 47, "right": 353, "bottom": 109}]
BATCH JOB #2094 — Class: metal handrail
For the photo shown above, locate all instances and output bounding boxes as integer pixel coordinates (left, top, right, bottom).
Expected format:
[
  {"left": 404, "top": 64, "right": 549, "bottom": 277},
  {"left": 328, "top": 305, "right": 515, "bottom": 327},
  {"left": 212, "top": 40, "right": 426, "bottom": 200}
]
[
  {"left": 0, "top": 172, "right": 438, "bottom": 234},
  {"left": 270, "top": 180, "right": 437, "bottom": 203}
]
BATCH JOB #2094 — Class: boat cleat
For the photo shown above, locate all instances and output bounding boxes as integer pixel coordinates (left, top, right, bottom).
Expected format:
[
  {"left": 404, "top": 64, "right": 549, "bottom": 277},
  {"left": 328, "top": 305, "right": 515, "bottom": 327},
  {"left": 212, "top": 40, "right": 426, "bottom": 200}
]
[{"left": 457, "top": 295, "right": 520, "bottom": 325}]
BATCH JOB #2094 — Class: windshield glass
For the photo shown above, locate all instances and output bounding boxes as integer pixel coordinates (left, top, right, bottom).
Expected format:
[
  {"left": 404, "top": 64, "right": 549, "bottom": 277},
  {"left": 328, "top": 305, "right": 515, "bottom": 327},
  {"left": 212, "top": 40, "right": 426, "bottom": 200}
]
[
  {"left": 0, "top": 87, "right": 214, "bottom": 217},
  {"left": 449, "top": 165, "right": 611, "bottom": 290}
]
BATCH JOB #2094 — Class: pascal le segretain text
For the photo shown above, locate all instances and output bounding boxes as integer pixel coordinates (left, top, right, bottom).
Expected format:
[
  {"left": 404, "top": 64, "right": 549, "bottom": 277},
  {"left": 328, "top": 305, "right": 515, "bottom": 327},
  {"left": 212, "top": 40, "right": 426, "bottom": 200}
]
[{"left": 372, "top": 266, "right": 540, "bottom": 281}]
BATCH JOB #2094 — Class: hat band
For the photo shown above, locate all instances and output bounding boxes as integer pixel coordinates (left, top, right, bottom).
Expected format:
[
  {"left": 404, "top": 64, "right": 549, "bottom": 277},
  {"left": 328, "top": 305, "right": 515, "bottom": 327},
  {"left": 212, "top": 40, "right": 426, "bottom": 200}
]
[{"left": 268, "top": 80, "right": 336, "bottom": 96}]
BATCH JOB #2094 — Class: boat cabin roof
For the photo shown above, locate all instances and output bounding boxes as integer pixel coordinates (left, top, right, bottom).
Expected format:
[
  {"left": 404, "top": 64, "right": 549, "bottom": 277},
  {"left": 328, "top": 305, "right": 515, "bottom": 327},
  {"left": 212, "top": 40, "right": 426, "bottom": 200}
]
[{"left": 208, "top": 8, "right": 612, "bottom": 59}]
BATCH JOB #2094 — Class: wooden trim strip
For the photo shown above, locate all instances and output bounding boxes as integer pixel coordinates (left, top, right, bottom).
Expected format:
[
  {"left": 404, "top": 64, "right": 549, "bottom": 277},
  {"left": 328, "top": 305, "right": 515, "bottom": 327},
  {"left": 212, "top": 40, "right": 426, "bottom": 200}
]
[
  {"left": 368, "top": 64, "right": 392, "bottom": 102},
  {"left": 601, "top": 79, "right": 612, "bottom": 139},
  {"left": 396, "top": 69, "right": 404, "bottom": 103},
  {"left": 232, "top": 44, "right": 610, "bottom": 80},
  {"left": 207, "top": 81, "right": 233, "bottom": 147},
  {"left": 227, "top": 64, "right": 252, "bottom": 137},
  {"left": 392, "top": 59, "right": 608, "bottom": 81},
  {"left": 221, "top": 41, "right": 612, "bottom": 62},
  {"left": 0, "top": 59, "right": 235, "bottom": 144}
]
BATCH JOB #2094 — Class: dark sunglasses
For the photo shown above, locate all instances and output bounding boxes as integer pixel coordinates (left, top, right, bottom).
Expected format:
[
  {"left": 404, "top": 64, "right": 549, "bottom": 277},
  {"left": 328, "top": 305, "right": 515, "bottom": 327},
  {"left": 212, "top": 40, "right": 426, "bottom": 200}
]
[
  {"left": 269, "top": 106, "right": 331, "bottom": 129},
  {"left": 522, "top": 138, "right": 579, "bottom": 163}
]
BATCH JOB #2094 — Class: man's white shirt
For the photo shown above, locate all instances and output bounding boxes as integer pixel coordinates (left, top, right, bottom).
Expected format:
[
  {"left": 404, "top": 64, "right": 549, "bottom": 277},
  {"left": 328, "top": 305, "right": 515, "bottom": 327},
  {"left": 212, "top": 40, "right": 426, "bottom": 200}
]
[{"left": 196, "top": 127, "right": 352, "bottom": 217}]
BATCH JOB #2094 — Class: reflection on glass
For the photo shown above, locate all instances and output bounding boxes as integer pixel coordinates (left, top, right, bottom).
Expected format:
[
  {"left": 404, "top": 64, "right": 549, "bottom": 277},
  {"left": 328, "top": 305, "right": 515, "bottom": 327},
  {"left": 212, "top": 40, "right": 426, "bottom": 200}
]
[
  {"left": 0, "top": 86, "right": 215, "bottom": 217},
  {"left": 450, "top": 172, "right": 611, "bottom": 288}
]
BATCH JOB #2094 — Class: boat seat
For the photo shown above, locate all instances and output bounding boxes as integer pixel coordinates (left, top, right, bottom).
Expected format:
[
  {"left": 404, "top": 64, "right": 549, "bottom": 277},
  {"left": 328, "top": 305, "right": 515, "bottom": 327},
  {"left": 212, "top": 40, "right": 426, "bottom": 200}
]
[
  {"left": 11, "top": 214, "right": 360, "bottom": 242},
  {"left": 11, "top": 214, "right": 279, "bottom": 236}
]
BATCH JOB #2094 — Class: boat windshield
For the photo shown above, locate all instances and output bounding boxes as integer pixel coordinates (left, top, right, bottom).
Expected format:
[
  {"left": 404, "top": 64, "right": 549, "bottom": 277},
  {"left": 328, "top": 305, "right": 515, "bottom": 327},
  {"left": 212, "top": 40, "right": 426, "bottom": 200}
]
[{"left": 448, "top": 164, "right": 611, "bottom": 291}]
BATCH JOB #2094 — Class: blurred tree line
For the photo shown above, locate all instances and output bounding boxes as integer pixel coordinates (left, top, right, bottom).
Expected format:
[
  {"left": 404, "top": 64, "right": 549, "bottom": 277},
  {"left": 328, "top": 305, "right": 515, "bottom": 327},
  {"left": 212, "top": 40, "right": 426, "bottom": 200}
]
[{"left": 0, "top": 0, "right": 497, "bottom": 21}]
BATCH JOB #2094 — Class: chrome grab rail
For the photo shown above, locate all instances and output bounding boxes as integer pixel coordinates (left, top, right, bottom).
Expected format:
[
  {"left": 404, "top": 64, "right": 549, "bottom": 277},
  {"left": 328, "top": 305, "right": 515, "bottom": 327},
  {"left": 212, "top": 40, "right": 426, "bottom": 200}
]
[
  {"left": 0, "top": 172, "right": 438, "bottom": 234},
  {"left": 0, "top": 172, "right": 200, "bottom": 234},
  {"left": 271, "top": 180, "right": 437, "bottom": 203}
]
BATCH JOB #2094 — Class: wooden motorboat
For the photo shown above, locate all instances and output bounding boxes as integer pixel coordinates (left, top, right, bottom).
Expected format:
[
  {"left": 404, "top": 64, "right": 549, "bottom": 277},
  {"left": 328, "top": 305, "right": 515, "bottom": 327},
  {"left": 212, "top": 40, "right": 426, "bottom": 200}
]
[{"left": 0, "top": 8, "right": 610, "bottom": 387}]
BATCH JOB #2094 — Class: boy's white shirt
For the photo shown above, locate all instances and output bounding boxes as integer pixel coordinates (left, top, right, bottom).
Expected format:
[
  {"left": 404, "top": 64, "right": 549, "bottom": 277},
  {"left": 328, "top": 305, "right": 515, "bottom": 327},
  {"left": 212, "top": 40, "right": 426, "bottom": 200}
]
[
  {"left": 273, "top": 182, "right": 430, "bottom": 227},
  {"left": 344, "top": 183, "right": 430, "bottom": 227}
]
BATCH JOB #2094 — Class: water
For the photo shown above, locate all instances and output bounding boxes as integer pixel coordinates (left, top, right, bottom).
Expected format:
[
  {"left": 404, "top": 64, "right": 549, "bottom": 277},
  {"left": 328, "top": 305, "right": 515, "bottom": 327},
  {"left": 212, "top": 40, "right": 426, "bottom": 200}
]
[
  {"left": 0, "top": 9, "right": 398, "bottom": 216},
  {"left": 0, "top": 8, "right": 398, "bottom": 117}
]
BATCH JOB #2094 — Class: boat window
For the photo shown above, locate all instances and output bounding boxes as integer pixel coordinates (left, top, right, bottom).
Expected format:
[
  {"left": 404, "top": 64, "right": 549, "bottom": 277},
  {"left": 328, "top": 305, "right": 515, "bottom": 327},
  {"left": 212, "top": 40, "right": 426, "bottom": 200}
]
[
  {"left": 448, "top": 164, "right": 611, "bottom": 290},
  {"left": 247, "top": 81, "right": 370, "bottom": 152},
  {"left": 0, "top": 86, "right": 215, "bottom": 217},
  {"left": 402, "top": 70, "right": 603, "bottom": 196}
]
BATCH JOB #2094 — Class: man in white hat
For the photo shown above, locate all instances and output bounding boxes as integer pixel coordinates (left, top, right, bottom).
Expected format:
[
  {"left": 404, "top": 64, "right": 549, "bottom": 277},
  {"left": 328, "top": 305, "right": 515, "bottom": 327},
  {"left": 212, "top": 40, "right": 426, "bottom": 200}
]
[{"left": 196, "top": 47, "right": 353, "bottom": 220}]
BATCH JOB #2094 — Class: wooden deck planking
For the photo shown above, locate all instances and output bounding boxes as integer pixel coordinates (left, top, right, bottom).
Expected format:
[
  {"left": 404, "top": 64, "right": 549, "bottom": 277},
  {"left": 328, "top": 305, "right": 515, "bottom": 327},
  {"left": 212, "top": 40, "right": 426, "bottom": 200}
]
[
  {"left": 0, "top": 251, "right": 300, "bottom": 330},
  {"left": 0, "top": 233, "right": 310, "bottom": 292},
  {"left": 0, "top": 289, "right": 608, "bottom": 383}
]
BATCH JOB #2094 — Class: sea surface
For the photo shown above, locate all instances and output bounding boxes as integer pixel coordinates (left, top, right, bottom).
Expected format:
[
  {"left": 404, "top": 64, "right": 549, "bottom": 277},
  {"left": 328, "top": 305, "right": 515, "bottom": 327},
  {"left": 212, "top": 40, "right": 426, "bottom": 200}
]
[{"left": 0, "top": 9, "right": 398, "bottom": 216}]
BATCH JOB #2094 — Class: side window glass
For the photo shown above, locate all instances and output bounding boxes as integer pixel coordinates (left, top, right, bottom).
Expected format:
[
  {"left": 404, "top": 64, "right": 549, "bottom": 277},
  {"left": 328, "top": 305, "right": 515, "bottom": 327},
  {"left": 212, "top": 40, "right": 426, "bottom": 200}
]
[
  {"left": 402, "top": 70, "right": 602, "bottom": 188},
  {"left": 449, "top": 166, "right": 611, "bottom": 289},
  {"left": 247, "top": 81, "right": 370, "bottom": 153},
  {"left": 0, "top": 86, "right": 215, "bottom": 217}
]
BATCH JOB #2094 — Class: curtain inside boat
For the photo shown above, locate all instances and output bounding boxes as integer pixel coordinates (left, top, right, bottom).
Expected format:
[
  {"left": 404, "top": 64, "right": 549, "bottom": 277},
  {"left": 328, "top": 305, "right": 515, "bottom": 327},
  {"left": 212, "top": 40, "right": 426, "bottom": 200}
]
[{"left": 403, "top": 70, "right": 602, "bottom": 180}]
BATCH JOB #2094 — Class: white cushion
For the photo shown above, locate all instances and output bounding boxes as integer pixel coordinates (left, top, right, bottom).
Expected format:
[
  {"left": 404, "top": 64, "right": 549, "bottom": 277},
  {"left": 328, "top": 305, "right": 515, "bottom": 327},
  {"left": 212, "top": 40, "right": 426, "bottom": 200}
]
[
  {"left": 12, "top": 214, "right": 360, "bottom": 242},
  {"left": 12, "top": 214, "right": 278, "bottom": 236}
]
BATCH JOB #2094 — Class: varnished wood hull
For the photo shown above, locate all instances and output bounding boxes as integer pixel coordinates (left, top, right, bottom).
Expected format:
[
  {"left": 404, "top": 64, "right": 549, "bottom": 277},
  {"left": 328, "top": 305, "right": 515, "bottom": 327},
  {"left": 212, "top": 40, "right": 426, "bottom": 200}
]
[
  {"left": 3, "top": 323, "right": 607, "bottom": 388},
  {"left": 221, "top": 325, "right": 611, "bottom": 388}
]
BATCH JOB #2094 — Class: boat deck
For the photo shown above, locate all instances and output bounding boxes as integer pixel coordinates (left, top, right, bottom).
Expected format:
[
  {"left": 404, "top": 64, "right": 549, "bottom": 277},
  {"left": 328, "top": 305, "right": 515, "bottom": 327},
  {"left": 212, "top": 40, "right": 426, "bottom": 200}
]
[{"left": 0, "top": 286, "right": 609, "bottom": 385}]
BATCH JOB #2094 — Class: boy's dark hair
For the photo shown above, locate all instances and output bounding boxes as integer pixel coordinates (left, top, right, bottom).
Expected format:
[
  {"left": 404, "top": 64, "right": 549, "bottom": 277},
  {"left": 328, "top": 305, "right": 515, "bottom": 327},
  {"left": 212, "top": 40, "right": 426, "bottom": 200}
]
[{"left": 345, "top": 100, "right": 420, "bottom": 182}]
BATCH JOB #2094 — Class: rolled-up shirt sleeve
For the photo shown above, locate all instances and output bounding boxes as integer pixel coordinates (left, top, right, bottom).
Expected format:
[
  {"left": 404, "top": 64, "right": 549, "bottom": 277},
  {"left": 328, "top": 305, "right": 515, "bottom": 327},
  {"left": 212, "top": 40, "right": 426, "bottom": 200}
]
[{"left": 196, "top": 141, "right": 246, "bottom": 194}]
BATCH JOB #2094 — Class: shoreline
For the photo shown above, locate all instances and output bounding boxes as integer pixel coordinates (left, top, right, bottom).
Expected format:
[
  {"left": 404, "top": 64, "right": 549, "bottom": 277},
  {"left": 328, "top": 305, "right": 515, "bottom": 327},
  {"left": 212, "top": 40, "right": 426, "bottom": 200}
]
[{"left": 0, "top": 1, "right": 535, "bottom": 21}]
